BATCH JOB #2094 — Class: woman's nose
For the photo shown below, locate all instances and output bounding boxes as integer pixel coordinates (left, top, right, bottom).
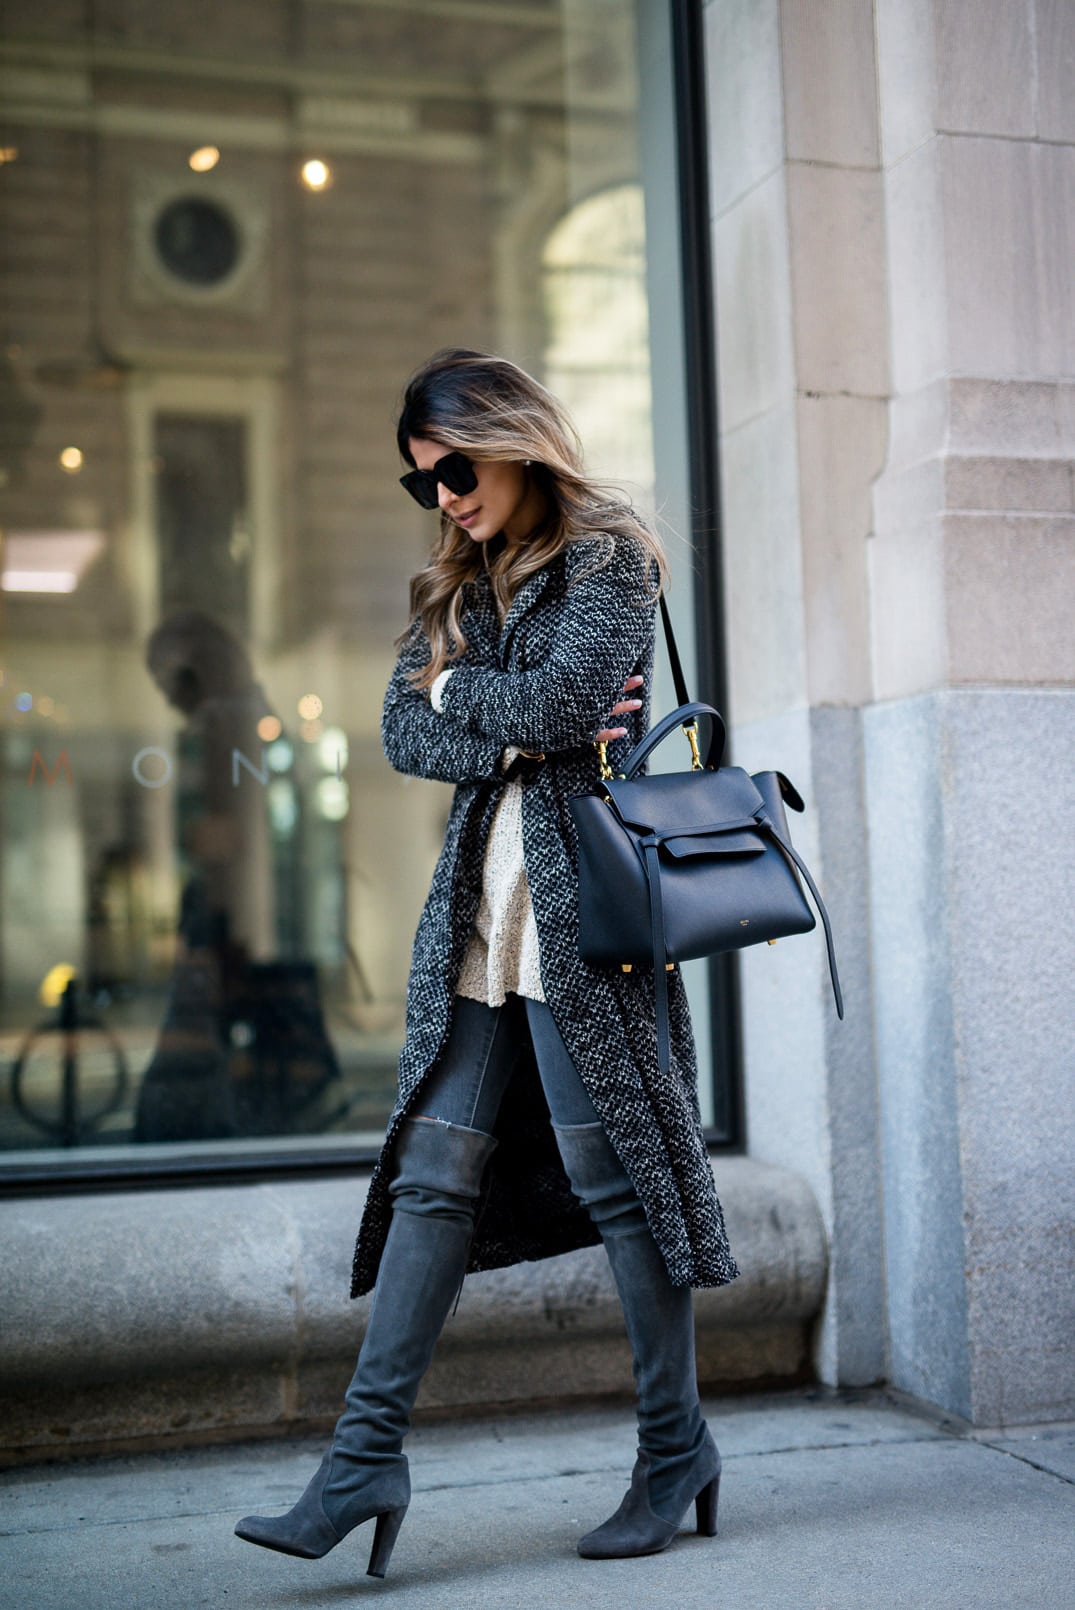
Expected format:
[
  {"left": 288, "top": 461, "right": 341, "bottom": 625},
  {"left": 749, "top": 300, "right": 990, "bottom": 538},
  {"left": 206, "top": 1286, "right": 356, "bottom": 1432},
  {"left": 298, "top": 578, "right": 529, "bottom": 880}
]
[{"left": 437, "top": 481, "right": 456, "bottom": 512}]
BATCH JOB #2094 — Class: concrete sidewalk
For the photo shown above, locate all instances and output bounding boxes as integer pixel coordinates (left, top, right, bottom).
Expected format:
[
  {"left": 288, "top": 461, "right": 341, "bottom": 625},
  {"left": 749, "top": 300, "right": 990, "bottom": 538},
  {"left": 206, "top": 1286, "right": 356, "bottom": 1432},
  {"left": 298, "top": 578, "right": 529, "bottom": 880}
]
[{"left": 2, "top": 1389, "right": 1072, "bottom": 1610}]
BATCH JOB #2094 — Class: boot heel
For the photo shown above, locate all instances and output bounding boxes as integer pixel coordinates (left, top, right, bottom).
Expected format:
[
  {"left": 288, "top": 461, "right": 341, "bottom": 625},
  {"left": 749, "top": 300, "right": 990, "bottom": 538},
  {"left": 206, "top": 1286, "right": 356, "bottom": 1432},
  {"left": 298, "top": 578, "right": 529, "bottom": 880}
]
[
  {"left": 695, "top": 1474, "right": 719, "bottom": 1537},
  {"left": 366, "top": 1504, "right": 407, "bottom": 1578}
]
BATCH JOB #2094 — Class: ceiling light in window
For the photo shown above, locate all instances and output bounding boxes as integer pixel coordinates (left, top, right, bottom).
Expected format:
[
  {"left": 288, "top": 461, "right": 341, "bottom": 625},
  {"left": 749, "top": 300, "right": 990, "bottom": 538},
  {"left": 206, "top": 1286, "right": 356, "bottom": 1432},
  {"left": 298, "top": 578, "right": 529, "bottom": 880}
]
[
  {"left": 5, "top": 573, "right": 78, "bottom": 591},
  {"left": 267, "top": 779, "right": 298, "bottom": 835},
  {"left": 318, "top": 726, "right": 348, "bottom": 773},
  {"left": 298, "top": 692, "right": 323, "bottom": 720},
  {"left": 267, "top": 737, "right": 294, "bottom": 772},
  {"left": 59, "top": 446, "right": 83, "bottom": 473},
  {"left": 2, "top": 529, "right": 104, "bottom": 593},
  {"left": 301, "top": 159, "right": 331, "bottom": 191},
  {"left": 189, "top": 145, "right": 220, "bottom": 173},
  {"left": 315, "top": 777, "right": 349, "bottom": 822}
]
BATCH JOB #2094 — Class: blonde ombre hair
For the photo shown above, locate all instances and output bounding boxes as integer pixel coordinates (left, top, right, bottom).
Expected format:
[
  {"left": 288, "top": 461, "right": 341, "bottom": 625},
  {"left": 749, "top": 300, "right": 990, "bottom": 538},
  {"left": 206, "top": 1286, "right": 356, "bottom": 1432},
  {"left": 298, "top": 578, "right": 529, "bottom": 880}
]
[{"left": 394, "top": 348, "right": 669, "bottom": 690}]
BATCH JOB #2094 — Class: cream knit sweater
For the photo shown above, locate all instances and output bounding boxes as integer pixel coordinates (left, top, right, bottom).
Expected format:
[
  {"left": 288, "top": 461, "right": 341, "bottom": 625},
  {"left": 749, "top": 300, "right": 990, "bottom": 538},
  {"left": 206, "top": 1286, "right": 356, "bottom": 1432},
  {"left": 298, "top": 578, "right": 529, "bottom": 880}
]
[{"left": 429, "top": 665, "right": 546, "bottom": 1005}]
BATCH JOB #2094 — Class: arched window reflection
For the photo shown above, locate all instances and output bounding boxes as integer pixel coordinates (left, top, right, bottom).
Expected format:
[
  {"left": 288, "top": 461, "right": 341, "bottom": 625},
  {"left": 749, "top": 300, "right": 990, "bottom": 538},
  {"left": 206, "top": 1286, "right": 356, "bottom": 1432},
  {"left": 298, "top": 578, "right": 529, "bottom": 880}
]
[{"left": 542, "top": 183, "right": 654, "bottom": 498}]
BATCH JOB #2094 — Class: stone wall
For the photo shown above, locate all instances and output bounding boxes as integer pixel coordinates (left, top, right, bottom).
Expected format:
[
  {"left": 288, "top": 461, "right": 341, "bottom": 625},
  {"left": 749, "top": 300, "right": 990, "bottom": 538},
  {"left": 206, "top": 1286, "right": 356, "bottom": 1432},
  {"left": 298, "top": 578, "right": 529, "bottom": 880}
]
[
  {"left": 703, "top": 0, "right": 887, "bottom": 1393},
  {"left": 703, "top": 0, "right": 1075, "bottom": 1424},
  {"left": 868, "top": 0, "right": 1075, "bottom": 1424}
]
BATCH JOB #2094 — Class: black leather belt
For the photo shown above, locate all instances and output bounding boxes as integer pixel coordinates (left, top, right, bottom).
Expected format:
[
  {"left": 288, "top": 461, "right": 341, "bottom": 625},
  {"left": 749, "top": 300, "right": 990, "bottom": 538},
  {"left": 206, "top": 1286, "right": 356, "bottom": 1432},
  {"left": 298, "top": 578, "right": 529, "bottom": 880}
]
[{"left": 502, "top": 749, "right": 546, "bottom": 782}]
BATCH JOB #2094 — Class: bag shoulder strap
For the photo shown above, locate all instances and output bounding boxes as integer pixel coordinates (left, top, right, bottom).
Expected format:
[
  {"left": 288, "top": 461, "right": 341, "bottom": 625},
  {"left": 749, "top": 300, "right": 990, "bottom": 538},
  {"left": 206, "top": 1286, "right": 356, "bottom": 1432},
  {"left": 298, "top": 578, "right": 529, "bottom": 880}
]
[{"left": 658, "top": 592, "right": 692, "bottom": 709}]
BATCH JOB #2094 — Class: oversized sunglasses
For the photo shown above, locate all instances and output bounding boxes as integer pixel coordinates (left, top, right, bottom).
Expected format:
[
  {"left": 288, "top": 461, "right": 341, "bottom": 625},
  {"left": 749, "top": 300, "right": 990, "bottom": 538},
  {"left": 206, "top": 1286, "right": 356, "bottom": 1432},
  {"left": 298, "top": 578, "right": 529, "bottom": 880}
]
[{"left": 399, "top": 450, "right": 478, "bottom": 510}]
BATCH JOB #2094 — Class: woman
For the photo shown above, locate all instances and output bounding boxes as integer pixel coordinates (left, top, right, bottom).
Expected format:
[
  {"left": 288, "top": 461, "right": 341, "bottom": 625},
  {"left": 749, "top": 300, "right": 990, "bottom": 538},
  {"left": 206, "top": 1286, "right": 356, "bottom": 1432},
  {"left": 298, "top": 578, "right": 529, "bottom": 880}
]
[{"left": 235, "top": 349, "right": 739, "bottom": 1578}]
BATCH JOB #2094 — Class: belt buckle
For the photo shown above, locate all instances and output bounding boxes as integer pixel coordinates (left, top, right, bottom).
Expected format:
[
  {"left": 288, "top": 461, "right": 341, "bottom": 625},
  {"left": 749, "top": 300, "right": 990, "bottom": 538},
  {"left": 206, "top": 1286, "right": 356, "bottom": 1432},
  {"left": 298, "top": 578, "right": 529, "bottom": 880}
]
[{"left": 503, "top": 749, "right": 545, "bottom": 782}]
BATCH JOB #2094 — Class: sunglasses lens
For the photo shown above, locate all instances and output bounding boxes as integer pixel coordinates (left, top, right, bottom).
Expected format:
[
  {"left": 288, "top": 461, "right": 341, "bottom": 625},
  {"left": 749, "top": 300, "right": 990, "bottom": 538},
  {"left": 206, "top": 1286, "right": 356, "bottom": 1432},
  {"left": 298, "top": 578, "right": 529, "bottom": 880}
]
[
  {"left": 400, "top": 470, "right": 439, "bottom": 509},
  {"left": 437, "top": 452, "right": 478, "bottom": 497},
  {"left": 399, "top": 452, "right": 478, "bottom": 508}
]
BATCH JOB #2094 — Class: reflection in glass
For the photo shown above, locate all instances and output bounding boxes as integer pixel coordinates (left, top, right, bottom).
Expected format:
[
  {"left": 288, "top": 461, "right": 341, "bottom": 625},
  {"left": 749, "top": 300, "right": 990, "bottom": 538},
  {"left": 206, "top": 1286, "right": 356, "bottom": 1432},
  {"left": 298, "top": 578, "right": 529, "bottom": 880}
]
[
  {"left": 135, "top": 610, "right": 342, "bottom": 1141},
  {"left": 154, "top": 198, "right": 242, "bottom": 287},
  {"left": 155, "top": 416, "right": 249, "bottom": 626},
  {"left": 543, "top": 184, "right": 654, "bottom": 498},
  {"left": 0, "top": 0, "right": 676, "bottom": 1165}
]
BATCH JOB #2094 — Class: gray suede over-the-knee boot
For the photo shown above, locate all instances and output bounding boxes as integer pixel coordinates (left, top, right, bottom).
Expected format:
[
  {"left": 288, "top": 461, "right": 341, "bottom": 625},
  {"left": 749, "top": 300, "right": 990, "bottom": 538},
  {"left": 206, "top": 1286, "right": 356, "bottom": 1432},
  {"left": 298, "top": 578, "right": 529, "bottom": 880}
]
[
  {"left": 234, "top": 1116, "right": 497, "bottom": 1577},
  {"left": 553, "top": 1119, "right": 721, "bottom": 1560}
]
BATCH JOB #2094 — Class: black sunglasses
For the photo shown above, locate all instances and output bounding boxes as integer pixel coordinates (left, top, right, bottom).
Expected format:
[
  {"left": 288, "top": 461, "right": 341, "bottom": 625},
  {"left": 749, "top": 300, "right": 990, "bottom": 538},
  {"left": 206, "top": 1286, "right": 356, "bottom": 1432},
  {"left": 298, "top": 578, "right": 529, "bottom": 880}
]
[{"left": 399, "top": 450, "right": 479, "bottom": 510}]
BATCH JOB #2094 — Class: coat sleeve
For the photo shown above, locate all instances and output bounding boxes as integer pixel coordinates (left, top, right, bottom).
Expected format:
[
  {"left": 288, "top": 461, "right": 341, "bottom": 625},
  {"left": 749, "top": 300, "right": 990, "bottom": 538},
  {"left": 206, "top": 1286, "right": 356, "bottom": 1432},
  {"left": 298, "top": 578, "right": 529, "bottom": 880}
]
[
  {"left": 437, "top": 534, "right": 658, "bottom": 751},
  {"left": 381, "top": 619, "right": 505, "bottom": 784}
]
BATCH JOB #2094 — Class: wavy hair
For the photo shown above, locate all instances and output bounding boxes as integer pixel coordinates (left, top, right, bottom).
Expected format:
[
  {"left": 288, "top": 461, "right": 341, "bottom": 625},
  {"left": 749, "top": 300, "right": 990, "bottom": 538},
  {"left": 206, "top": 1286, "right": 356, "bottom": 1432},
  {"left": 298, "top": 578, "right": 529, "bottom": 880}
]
[{"left": 394, "top": 348, "right": 669, "bottom": 689}]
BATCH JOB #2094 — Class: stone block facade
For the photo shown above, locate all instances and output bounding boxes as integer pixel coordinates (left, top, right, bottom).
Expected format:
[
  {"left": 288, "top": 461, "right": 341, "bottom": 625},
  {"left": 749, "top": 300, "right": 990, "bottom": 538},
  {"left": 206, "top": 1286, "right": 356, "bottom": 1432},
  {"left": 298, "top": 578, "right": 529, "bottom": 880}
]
[{"left": 704, "top": 0, "right": 1074, "bottom": 1422}]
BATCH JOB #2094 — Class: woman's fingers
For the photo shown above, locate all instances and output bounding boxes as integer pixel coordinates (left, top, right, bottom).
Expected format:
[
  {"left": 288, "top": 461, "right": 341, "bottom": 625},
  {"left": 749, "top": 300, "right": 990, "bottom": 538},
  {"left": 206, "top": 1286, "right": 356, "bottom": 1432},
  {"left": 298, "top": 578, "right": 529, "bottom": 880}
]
[
  {"left": 610, "top": 677, "right": 644, "bottom": 717},
  {"left": 594, "top": 676, "right": 645, "bottom": 743}
]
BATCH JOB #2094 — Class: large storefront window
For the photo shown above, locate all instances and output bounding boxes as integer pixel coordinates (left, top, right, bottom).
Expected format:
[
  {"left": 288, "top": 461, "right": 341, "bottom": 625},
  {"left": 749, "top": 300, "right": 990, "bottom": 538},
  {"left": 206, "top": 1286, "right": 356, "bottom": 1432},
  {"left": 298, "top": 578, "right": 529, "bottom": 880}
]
[{"left": 0, "top": 0, "right": 721, "bottom": 1176}]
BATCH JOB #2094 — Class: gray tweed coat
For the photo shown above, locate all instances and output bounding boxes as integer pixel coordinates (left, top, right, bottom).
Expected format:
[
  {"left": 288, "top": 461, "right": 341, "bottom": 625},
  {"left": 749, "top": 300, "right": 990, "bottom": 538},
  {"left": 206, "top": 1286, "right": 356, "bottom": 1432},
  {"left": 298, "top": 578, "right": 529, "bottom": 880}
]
[{"left": 350, "top": 530, "right": 739, "bottom": 1297}]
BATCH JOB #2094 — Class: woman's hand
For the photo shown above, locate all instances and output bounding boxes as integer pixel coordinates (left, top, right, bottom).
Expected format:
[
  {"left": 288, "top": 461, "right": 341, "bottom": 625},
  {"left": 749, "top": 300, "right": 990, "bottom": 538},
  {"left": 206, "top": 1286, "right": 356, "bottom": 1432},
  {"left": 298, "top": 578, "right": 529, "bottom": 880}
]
[{"left": 594, "top": 675, "right": 644, "bottom": 743}]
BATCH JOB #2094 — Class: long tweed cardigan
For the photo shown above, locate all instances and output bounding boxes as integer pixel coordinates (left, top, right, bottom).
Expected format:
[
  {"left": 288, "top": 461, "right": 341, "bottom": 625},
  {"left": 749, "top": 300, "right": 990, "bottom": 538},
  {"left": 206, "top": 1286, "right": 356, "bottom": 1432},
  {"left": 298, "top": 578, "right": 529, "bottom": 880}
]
[{"left": 350, "top": 530, "right": 739, "bottom": 1297}]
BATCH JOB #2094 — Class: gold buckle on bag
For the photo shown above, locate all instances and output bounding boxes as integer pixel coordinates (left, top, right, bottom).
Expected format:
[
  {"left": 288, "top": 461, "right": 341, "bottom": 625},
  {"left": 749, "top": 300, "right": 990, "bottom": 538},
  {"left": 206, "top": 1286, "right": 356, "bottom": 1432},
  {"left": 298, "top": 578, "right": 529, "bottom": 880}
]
[
  {"left": 683, "top": 721, "right": 703, "bottom": 770},
  {"left": 594, "top": 739, "right": 626, "bottom": 782}
]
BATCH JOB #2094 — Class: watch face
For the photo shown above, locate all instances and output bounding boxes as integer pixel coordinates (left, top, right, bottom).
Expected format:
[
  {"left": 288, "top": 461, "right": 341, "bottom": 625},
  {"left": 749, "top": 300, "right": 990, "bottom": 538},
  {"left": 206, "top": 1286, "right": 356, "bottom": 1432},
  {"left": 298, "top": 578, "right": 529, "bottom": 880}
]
[{"left": 155, "top": 197, "right": 240, "bottom": 286}]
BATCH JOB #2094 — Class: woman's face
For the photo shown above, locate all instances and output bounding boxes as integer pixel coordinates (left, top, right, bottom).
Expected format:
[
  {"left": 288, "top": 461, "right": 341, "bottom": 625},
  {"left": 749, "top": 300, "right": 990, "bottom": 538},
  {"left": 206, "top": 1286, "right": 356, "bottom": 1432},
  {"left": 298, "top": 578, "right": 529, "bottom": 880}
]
[{"left": 408, "top": 436, "right": 547, "bottom": 547}]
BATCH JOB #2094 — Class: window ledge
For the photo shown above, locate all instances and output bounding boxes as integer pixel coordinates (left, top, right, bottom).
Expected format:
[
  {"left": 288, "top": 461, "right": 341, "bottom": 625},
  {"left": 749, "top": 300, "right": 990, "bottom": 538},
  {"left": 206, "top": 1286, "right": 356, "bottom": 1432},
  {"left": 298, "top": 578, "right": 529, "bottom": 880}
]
[{"left": 0, "top": 1157, "right": 826, "bottom": 1464}]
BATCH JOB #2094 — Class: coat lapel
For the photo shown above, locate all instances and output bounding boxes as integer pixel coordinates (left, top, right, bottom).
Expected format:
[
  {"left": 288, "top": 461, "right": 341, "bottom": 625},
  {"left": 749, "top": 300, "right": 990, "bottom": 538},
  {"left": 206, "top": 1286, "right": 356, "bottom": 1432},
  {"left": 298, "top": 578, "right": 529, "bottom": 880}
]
[
  {"left": 460, "top": 575, "right": 500, "bottom": 659},
  {"left": 496, "top": 563, "right": 556, "bottom": 661}
]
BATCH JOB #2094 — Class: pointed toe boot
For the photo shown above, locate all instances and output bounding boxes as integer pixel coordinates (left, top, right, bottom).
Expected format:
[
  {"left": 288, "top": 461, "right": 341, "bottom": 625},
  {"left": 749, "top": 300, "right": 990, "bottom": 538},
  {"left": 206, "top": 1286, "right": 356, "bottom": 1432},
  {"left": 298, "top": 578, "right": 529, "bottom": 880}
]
[
  {"left": 577, "top": 1436, "right": 721, "bottom": 1560},
  {"left": 234, "top": 1450, "right": 409, "bottom": 1574},
  {"left": 234, "top": 1117, "right": 497, "bottom": 1578},
  {"left": 552, "top": 1120, "right": 724, "bottom": 1562}
]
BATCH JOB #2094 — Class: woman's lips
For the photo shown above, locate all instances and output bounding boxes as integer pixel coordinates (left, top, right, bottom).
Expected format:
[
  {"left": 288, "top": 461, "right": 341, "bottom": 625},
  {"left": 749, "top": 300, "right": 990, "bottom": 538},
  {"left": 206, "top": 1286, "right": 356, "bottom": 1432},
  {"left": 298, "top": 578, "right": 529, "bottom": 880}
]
[{"left": 456, "top": 508, "right": 481, "bottom": 527}]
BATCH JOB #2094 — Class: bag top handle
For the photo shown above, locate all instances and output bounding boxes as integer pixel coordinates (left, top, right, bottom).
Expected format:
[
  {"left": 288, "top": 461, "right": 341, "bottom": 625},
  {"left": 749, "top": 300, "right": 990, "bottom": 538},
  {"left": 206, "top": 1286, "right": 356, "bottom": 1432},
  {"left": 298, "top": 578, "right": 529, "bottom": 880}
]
[{"left": 619, "top": 700, "right": 726, "bottom": 779}]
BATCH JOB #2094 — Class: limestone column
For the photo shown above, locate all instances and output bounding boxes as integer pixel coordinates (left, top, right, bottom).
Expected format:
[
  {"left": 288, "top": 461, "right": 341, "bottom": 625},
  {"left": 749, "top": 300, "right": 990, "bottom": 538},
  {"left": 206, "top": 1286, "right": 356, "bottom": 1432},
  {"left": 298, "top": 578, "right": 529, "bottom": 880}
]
[{"left": 867, "top": 0, "right": 1075, "bottom": 1422}]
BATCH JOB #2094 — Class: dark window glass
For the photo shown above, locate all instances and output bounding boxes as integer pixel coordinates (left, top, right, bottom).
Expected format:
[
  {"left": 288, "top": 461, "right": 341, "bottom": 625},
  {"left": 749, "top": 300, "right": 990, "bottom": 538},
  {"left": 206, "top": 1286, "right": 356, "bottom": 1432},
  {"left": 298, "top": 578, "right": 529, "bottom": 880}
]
[
  {"left": 0, "top": 0, "right": 724, "bottom": 1179},
  {"left": 155, "top": 199, "right": 241, "bottom": 287}
]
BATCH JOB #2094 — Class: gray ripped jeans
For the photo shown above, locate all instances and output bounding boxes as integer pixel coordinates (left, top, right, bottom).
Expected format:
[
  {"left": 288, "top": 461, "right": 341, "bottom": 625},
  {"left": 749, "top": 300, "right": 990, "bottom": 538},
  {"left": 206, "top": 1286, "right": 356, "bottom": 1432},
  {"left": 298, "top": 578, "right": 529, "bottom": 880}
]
[{"left": 407, "top": 991, "right": 648, "bottom": 1239}]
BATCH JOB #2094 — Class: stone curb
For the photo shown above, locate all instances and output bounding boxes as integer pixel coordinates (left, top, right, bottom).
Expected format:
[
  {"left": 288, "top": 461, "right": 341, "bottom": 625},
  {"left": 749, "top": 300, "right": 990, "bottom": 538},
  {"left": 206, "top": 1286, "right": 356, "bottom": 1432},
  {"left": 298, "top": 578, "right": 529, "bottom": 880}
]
[{"left": 0, "top": 1156, "right": 826, "bottom": 1459}]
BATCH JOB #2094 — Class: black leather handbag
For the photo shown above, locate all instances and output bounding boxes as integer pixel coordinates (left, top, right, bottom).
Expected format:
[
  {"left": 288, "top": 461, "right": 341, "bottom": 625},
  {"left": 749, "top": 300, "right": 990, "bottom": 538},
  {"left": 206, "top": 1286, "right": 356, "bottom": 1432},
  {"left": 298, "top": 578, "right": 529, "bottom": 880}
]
[{"left": 568, "top": 597, "right": 843, "bottom": 1073}]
